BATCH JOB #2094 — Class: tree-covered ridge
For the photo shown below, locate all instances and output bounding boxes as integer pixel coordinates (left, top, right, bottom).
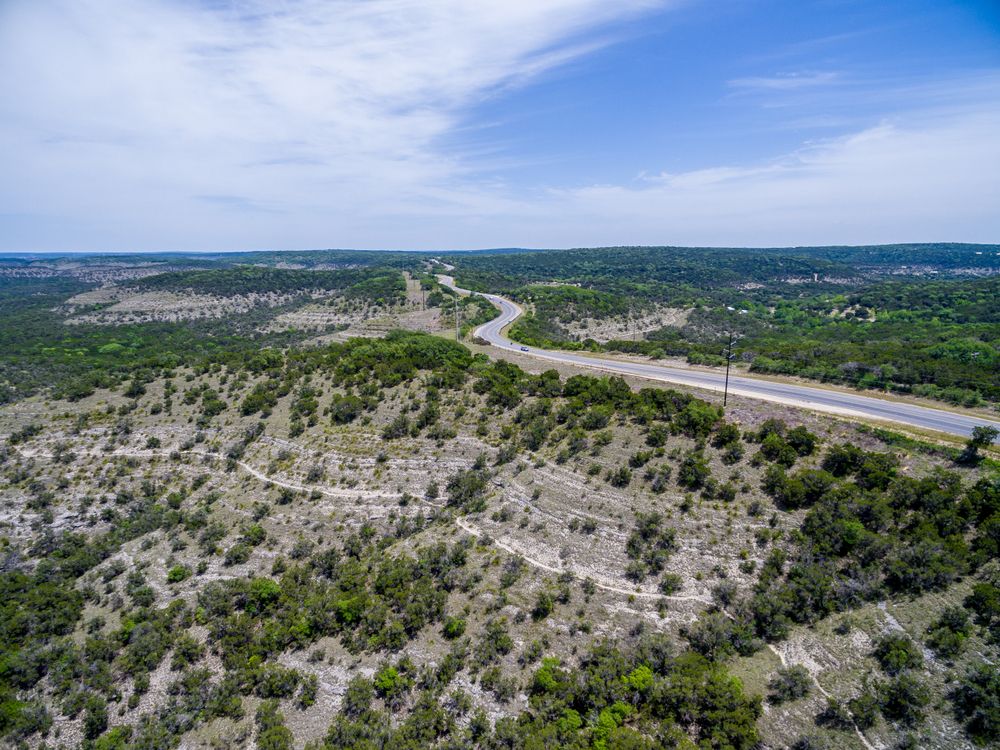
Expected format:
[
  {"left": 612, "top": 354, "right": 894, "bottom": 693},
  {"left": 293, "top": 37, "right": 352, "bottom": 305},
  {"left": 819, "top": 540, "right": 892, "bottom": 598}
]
[
  {"left": 340, "top": 271, "right": 407, "bottom": 303},
  {"left": 128, "top": 266, "right": 401, "bottom": 297},
  {"left": 446, "top": 245, "right": 858, "bottom": 295},
  {"left": 784, "top": 243, "right": 1000, "bottom": 270},
  {"left": 0, "top": 267, "right": 416, "bottom": 405},
  {"left": 444, "top": 243, "right": 997, "bottom": 297},
  {"left": 851, "top": 275, "right": 1000, "bottom": 321},
  {"left": 447, "top": 242, "right": 999, "bottom": 264},
  {"left": 506, "top": 285, "right": 644, "bottom": 349},
  {"left": 212, "top": 248, "right": 424, "bottom": 269},
  {"left": 518, "top": 285, "right": 636, "bottom": 319},
  {"left": 0, "top": 276, "right": 296, "bottom": 405},
  {"left": 0, "top": 248, "right": 421, "bottom": 271}
]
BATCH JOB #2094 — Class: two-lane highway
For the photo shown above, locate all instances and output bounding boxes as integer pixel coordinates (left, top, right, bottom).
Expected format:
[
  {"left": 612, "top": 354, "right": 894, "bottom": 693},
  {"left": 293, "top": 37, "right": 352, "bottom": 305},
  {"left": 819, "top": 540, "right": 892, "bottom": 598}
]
[{"left": 437, "top": 274, "right": 1000, "bottom": 441}]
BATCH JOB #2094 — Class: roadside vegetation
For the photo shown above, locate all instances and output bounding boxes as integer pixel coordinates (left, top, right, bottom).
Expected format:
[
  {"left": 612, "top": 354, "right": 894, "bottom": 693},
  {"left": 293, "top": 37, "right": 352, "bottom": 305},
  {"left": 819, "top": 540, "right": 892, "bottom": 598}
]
[{"left": 448, "top": 244, "right": 1000, "bottom": 407}]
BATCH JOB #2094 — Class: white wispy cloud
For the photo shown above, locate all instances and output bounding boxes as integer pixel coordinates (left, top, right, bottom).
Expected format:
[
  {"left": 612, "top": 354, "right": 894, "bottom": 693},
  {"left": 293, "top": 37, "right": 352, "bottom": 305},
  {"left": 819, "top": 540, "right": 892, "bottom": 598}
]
[
  {"left": 0, "top": 0, "right": 667, "bottom": 249},
  {"left": 522, "top": 105, "right": 1000, "bottom": 247},
  {"left": 728, "top": 70, "right": 841, "bottom": 92}
]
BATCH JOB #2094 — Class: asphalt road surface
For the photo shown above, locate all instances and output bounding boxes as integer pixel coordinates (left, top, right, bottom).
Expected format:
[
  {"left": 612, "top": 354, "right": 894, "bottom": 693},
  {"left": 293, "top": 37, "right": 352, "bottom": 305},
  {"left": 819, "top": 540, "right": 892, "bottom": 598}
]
[{"left": 437, "top": 274, "right": 1000, "bottom": 441}]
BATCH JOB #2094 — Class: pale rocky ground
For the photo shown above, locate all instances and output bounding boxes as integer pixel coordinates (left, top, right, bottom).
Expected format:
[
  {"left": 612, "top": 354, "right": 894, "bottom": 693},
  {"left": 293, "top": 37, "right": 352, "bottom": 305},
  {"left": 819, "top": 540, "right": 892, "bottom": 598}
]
[
  {"left": 563, "top": 305, "right": 692, "bottom": 343},
  {"left": 271, "top": 276, "right": 449, "bottom": 345},
  {"left": 59, "top": 273, "right": 438, "bottom": 328},
  {"left": 63, "top": 290, "right": 305, "bottom": 325},
  {"left": 271, "top": 303, "right": 443, "bottom": 341}
]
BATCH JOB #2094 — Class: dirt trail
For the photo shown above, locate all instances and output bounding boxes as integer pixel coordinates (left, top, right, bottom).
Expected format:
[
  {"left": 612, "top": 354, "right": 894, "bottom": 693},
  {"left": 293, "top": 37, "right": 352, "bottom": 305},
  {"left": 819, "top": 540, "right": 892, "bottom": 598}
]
[
  {"left": 454, "top": 518, "right": 710, "bottom": 603},
  {"left": 12, "top": 442, "right": 708, "bottom": 605},
  {"left": 767, "top": 644, "right": 878, "bottom": 750}
]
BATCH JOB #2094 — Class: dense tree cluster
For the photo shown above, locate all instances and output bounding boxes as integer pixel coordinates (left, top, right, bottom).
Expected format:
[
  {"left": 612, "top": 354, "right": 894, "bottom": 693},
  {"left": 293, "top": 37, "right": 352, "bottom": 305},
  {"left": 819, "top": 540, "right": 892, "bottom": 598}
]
[
  {"left": 749, "top": 452, "right": 1000, "bottom": 641},
  {"left": 310, "top": 637, "right": 761, "bottom": 750},
  {"left": 0, "top": 503, "right": 473, "bottom": 745},
  {"left": 130, "top": 266, "right": 396, "bottom": 298}
]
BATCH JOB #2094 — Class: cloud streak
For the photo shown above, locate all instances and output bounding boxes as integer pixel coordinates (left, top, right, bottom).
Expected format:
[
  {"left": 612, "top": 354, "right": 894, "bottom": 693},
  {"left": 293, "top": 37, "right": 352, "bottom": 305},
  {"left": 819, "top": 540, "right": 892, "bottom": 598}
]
[
  {"left": 0, "top": 0, "right": 667, "bottom": 248},
  {"left": 728, "top": 71, "right": 841, "bottom": 92}
]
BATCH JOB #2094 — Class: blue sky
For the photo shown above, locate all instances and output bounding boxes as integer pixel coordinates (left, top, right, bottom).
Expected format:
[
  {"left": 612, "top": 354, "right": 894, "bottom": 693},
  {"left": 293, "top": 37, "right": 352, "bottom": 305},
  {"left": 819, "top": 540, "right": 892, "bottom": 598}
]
[{"left": 1, "top": 0, "right": 998, "bottom": 251}]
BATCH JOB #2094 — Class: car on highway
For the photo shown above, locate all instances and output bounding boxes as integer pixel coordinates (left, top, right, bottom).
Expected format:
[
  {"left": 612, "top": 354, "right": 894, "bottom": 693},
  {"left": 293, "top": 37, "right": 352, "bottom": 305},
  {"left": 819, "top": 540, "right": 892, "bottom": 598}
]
[{"left": 519, "top": 346, "right": 529, "bottom": 352}]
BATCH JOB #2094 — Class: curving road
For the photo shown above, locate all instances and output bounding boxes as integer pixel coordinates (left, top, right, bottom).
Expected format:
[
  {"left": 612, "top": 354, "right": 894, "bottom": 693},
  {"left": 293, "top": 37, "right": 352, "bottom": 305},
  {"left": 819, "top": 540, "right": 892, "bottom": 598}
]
[{"left": 437, "top": 274, "right": 1000, "bottom": 441}]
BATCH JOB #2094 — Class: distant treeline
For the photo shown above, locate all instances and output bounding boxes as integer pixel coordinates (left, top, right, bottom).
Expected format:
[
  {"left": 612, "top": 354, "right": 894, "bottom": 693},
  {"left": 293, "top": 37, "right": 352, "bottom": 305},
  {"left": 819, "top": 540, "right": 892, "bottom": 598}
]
[{"left": 128, "top": 266, "right": 403, "bottom": 298}]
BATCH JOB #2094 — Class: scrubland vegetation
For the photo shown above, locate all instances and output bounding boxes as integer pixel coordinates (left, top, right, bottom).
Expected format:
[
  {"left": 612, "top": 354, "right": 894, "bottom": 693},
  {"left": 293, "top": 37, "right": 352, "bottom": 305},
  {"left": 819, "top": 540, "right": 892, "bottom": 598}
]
[{"left": 0, "top": 247, "right": 997, "bottom": 749}]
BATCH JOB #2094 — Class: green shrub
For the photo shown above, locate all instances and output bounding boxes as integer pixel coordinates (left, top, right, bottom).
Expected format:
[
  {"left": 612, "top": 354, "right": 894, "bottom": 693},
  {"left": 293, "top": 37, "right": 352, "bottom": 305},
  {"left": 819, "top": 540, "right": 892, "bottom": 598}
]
[
  {"left": 532, "top": 592, "right": 555, "bottom": 621},
  {"left": 446, "top": 468, "right": 491, "bottom": 512},
  {"left": 224, "top": 543, "right": 251, "bottom": 566},
  {"left": 677, "top": 451, "right": 711, "bottom": 489},
  {"left": 373, "top": 664, "right": 411, "bottom": 709},
  {"left": 256, "top": 699, "right": 293, "bottom": 750},
  {"left": 872, "top": 633, "right": 923, "bottom": 675},
  {"left": 878, "top": 673, "right": 930, "bottom": 726},
  {"left": 926, "top": 606, "right": 971, "bottom": 658},
  {"left": 342, "top": 675, "right": 374, "bottom": 716},
  {"left": 166, "top": 565, "right": 191, "bottom": 584},
  {"left": 607, "top": 465, "right": 632, "bottom": 487},
  {"left": 442, "top": 617, "right": 466, "bottom": 640},
  {"left": 768, "top": 665, "right": 812, "bottom": 704},
  {"left": 625, "top": 513, "right": 677, "bottom": 580},
  {"left": 849, "top": 690, "right": 880, "bottom": 730},
  {"left": 659, "top": 573, "right": 683, "bottom": 595},
  {"left": 951, "top": 663, "right": 1000, "bottom": 744},
  {"left": 82, "top": 695, "right": 108, "bottom": 740}
]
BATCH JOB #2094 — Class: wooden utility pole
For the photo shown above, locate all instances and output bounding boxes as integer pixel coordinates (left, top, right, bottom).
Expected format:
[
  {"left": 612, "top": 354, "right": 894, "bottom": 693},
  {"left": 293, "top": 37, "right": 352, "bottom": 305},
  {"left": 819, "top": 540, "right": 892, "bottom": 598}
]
[{"left": 723, "top": 330, "right": 734, "bottom": 407}]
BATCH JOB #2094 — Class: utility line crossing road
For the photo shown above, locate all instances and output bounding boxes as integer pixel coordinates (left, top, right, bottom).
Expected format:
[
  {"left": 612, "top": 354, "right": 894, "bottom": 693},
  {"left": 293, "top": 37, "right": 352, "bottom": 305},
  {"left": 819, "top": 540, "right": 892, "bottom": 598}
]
[{"left": 437, "top": 275, "right": 1000, "bottom": 441}]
